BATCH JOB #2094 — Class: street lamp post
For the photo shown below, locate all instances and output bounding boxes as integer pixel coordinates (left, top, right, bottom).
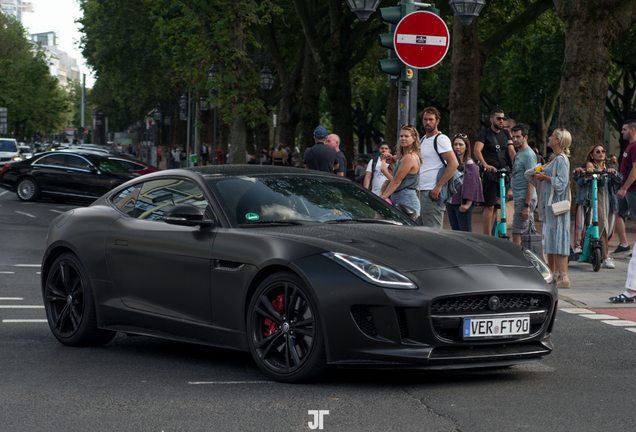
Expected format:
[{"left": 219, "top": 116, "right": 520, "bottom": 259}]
[
  {"left": 448, "top": 0, "right": 486, "bottom": 26},
  {"left": 207, "top": 65, "right": 219, "bottom": 164},
  {"left": 345, "top": 0, "right": 382, "bottom": 22},
  {"left": 258, "top": 65, "right": 274, "bottom": 94}
]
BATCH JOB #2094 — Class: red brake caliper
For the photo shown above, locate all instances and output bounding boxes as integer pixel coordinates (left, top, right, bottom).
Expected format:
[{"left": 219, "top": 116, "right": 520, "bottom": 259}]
[{"left": 264, "top": 294, "right": 284, "bottom": 337}]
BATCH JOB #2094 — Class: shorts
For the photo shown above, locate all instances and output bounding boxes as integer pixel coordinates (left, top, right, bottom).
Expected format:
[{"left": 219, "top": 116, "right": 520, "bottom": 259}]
[
  {"left": 512, "top": 198, "right": 537, "bottom": 234},
  {"left": 618, "top": 192, "right": 636, "bottom": 220},
  {"left": 482, "top": 176, "right": 499, "bottom": 207}
]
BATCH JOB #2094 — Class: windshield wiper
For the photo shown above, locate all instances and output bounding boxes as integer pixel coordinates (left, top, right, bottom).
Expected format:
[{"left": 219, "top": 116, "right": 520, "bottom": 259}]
[
  {"left": 238, "top": 220, "right": 307, "bottom": 227},
  {"left": 323, "top": 218, "right": 403, "bottom": 225}
]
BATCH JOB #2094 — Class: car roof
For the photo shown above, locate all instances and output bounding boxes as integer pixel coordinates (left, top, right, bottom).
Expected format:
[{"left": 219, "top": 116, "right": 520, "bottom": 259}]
[{"left": 187, "top": 165, "right": 337, "bottom": 178}]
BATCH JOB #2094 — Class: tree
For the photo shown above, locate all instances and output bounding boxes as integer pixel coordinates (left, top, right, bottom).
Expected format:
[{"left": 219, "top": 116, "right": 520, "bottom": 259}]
[
  {"left": 554, "top": 0, "right": 636, "bottom": 168},
  {"left": 448, "top": 0, "right": 554, "bottom": 145}
]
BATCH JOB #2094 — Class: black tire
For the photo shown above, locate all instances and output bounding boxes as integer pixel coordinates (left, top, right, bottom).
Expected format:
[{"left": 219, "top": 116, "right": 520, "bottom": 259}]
[
  {"left": 591, "top": 247, "right": 602, "bottom": 272},
  {"left": 43, "top": 252, "right": 116, "bottom": 346},
  {"left": 16, "top": 177, "right": 40, "bottom": 202},
  {"left": 246, "top": 272, "right": 330, "bottom": 383}
]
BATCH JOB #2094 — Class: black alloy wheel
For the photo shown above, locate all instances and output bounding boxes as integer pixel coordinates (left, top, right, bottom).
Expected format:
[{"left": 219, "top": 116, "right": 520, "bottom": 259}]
[
  {"left": 247, "top": 272, "right": 329, "bottom": 383},
  {"left": 16, "top": 177, "right": 39, "bottom": 202},
  {"left": 43, "top": 252, "right": 115, "bottom": 346}
]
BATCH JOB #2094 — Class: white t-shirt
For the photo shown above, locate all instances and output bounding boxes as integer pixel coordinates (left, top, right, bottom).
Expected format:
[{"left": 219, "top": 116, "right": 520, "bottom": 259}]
[
  {"left": 366, "top": 156, "right": 389, "bottom": 196},
  {"left": 419, "top": 133, "right": 452, "bottom": 190}
]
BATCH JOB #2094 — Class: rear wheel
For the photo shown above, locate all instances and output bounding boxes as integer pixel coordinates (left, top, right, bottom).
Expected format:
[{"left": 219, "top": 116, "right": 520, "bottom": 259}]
[
  {"left": 43, "top": 252, "right": 116, "bottom": 346},
  {"left": 591, "top": 247, "right": 602, "bottom": 272},
  {"left": 16, "top": 177, "right": 39, "bottom": 202},
  {"left": 246, "top": 272, "right": 330, "bottom": 383}
]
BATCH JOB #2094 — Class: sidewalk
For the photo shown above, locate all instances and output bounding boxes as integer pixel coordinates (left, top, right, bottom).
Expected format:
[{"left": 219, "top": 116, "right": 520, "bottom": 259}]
[{"left": 443, "top": 207, "right": 636, "bottom": 309}]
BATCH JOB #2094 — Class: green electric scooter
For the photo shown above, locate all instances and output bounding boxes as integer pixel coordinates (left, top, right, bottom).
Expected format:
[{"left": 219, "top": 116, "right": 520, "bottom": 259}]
[
  {"left": 575, "top": 170, "right": 604, "bottom": 272},
  {"left": 494, "top": 167, "right": 511, "bottom": 240}
]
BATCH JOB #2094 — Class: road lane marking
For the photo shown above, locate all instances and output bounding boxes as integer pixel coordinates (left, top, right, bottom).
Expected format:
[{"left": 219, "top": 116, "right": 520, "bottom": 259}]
[
  {"left": 0, "top": 191, "right": 8, "bottom": 197},
  {"left": 14, "top": 264, "right": 41, "bottom": 267},
  {"left": 188, "top": 381, "right": 272, "bottom": 385},
  {"left": 15, "top": 211, "right": 35, "bottom": 218},
  {"left": 601, "top": 320, "right": 636, "bottom": 326},
  {"left": 578, "top": 314, "right": 618, "bottom": 320},
  {"left": 0, "top": 305, "right": 44, "bottom": 308},
  {"left": 0, "top": 297, "right": 23, "bottom": 300},
  {"left": 50, "top": 210, "right": 64, "bottom": 214},
  {"left": 559, "top": 308, "right": 595, "bottom": 314},
  {"left": 2, "top": 319, "right": 47, "bottom": 323},
  {"left": 0, "top": 272, "right": 15, "bottom": 274}
]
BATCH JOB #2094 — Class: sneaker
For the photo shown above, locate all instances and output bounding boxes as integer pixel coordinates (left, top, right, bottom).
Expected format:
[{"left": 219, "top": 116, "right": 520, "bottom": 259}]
[
  {"left": 611, "top": 245, "right": 631, "bottom": 254},
  {"left": 573, "top": 246, "right": 582, "bottom": 254},
  {"left": 602, "top": 258, "right": 615, "bottom": 269}
]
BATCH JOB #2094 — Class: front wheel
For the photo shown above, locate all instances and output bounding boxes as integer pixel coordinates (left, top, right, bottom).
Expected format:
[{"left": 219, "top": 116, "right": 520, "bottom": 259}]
[
  {"left": 246, "top": 272, "right": 330, "bottom": 383},
  {"left": 43, "top": 252, "right": 116, "bottom": 346},
  {"left": 16, "top": 177, "right": 40, "bottom": 202},
  {"left": 591, "top": 247, "right": 602, "bottom": 272}
]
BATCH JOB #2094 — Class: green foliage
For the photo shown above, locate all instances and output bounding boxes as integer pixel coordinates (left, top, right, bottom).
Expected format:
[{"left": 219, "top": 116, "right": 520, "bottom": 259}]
[
  {"left": 607, "top": 26, "right": 636, "bottom": 136},
  {"left": 0, "top": 13, "right": 70, "bottom": 139}
]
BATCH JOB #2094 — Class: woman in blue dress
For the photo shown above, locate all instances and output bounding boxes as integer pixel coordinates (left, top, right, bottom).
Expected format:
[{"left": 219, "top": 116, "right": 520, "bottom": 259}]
[{"left": 535, "top": 128, "right": 572, "bottom": 288}]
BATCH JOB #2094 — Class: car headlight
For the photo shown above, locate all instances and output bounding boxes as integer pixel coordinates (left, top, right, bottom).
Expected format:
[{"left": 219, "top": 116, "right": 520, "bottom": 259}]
[
  {"left": 12, "top": 156, "right": 21, "bottom": 161},
  {"left": 323, "top": 252, "right": 416, "bottom": 289},
  {"left": 523, "top": 249, "right": 554, "bottom": 283}
]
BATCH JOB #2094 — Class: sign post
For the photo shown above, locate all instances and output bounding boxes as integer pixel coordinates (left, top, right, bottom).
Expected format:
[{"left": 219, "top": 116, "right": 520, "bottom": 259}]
[{"left": 0, "top": 108, "right": 7, "bottom": 136}]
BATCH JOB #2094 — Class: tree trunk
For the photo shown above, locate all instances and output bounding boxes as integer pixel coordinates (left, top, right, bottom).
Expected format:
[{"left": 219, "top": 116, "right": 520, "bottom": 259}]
[
  {"left": 230, "top": 117, "right": 247, "bottom": 164},
  {"left": 299, "top": 48, "right": 322, "bottom": 153},
  {"left": 448, "top": 17, "right": 483, "bottom": 145},
  {"left": 384, "top": 82, "right": 398, "bottom": 146},
  {"left": 554, "top": 0, "right": 636, "bottom": 169},
  {"left": 328, "top": 64, "right": 354, "bottom": 169}
]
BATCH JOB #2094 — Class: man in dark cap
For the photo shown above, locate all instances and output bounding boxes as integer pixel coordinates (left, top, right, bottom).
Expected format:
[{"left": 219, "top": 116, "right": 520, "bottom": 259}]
[{"left": 304, "top": 126, "right": 339, "bottom": 173}]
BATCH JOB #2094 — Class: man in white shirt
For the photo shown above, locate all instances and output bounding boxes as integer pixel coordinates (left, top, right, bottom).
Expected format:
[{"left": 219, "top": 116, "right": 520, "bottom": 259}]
[
  {"left": 418, "top": 107, "right": 459, "bottom": 228},
  {"left": 363, "top": 141, "right": 391, "bottom": 195}
]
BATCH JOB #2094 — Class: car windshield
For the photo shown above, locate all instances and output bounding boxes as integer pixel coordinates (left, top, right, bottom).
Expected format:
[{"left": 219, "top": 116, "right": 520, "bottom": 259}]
[
  {"left": 207, "top": 175, "right": 415, "bottom": 226},
  {"left": 0, "top": 140, "right": 18, "bottom": 152},
  {"left": 95, "top": 157, "right": 130, "bottom": 174}
]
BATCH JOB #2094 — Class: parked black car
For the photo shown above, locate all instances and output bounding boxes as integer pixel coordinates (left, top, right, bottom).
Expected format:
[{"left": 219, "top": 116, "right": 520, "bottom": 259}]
[
  {"left": 0, "top": 149, "right": 136, "bottom": 202},
  {"left": 41, "top": 165, "right": 557, "bottom": 383}
]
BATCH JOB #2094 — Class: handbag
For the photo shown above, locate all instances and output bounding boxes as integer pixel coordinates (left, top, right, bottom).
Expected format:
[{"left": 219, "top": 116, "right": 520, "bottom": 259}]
[{"left": 548, "top": 186, "right": 571, "bottom": 215}]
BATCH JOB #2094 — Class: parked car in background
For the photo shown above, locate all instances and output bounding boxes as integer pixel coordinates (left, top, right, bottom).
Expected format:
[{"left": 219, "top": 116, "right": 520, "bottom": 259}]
[
  {"left": 0, "top": 138, "right": 21, "bottom": 167},
  {"left": 0, "top": 149, "right": 136, "bottom": 202},
  {"left": 18, "top": 145, "right": 34, "bottom": 160}
]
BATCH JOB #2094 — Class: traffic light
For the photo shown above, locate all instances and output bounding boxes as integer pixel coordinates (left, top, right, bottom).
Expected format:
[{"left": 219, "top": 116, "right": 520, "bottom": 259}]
[{"left": 377, "top": 2, "right": 415, "bottom": 84}]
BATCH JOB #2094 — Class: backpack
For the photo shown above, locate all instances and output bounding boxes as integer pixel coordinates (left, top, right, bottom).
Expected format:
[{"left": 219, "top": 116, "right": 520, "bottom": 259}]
[{"left": 432, "top": 133, "right": 464, "bottom": 199}]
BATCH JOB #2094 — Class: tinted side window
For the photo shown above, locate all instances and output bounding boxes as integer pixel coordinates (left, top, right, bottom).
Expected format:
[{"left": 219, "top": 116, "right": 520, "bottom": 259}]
[
  {"left": 66, "top": 155, "right": 92, "bottom": 170},
  {"left": 38, "top": 154, "right": 67, "bottom": 166},
  {"left": 112, "top": 178, "right": 213, "bottom": 221}
]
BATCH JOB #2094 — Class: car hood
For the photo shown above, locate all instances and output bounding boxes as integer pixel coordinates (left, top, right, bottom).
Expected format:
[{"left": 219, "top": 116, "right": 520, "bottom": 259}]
[{"left": 248, "top": 224, "right": 533, "bottom": 272}]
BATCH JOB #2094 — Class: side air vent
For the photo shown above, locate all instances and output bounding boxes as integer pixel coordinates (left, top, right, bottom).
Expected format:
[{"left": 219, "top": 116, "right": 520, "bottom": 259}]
[{"left": 351, "top": 306, "right": 377, "bottom": 337}]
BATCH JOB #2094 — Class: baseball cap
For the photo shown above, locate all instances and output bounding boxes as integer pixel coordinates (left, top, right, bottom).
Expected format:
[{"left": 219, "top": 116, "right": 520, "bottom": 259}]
[{"left": 313, "top": 126, "right": 328, "bottom": 139}]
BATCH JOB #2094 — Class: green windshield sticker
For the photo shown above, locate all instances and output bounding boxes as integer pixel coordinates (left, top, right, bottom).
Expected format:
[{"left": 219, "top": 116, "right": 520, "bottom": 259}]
[{"left": 246, "top": 213, "right": 259, "bottom": 221}]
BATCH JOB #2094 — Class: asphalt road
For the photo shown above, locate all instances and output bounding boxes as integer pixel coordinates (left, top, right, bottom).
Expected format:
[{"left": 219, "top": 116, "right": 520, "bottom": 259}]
[{"left": 1, "top": 190, "right": 636, "bottom": 431}]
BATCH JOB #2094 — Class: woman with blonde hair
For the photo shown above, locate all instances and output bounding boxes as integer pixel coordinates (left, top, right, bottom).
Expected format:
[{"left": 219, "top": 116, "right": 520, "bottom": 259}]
[
  {"left": 535, "top": 128, "right": 572, "bottom": 288},
  {"left": 380, "top": 125, "right": 422, "bottom": 219}
]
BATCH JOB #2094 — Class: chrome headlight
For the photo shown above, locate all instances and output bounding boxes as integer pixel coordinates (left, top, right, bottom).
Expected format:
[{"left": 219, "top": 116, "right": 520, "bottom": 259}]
[
  {"left": 523, "top": 249, "right": 553, "bottom": 284},
  {"left": 323, "top": 252, "right": 416, "bottom": 289}
]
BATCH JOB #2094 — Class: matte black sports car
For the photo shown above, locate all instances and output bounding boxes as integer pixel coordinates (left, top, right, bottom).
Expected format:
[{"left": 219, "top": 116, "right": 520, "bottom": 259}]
[
  {"left": 41, "top": 165, "right": 557, "bottom": 383},
  {"left": 0, "top": 149, "right": 135, "bottom": 202}
]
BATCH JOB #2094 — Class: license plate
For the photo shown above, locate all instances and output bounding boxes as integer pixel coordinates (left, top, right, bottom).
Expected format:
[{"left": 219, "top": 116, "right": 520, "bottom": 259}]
[{"left": 463, "top": 316, "right": 530, "bottom": 339}]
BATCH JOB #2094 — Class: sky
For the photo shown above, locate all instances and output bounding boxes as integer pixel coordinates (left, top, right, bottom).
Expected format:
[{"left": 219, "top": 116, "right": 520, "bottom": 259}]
[{"left": 21, "top": 0, "right": 96, "bottom": 87}]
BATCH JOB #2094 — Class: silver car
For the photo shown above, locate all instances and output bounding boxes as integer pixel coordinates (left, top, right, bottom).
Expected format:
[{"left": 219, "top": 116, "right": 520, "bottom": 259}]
[{"left": 0, "top": 139, "right": 21, "bottom": 167}]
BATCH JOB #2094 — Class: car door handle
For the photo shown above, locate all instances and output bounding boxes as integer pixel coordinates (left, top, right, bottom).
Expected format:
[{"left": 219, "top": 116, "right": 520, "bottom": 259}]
[{"left": 115, "top": 240, "right": 128, "bottom": 246}]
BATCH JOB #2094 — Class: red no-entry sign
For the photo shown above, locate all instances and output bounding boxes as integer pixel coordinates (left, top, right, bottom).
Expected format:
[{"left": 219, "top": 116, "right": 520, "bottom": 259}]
[{"left": 394, "top": 11, "right": 450, "bottom": 69}]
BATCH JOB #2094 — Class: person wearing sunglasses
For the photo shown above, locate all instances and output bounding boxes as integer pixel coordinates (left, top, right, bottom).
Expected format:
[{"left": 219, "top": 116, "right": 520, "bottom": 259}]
[
  {"left": 474, "top": 108, "right": 517, "bottom": 236},
  {"left": 576, "top": 145, "right": 622, "bottom": 270}
]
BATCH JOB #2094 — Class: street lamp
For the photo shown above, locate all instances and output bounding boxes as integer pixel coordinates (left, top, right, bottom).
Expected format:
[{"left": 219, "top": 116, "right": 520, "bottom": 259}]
[
  {"left": 259, "top": 65, "right": 274, "bottom": 93},
  {"left": 345, "top": 0, "right": 382, "bottom": 22},
  {"left": 179, "top": 93, "right": 188, "bottom": 121},
  {"left": 154, "top": 109, "right": 162, "bottom": 122},
  {"left": 207, "top": 65, "right": 218, "bottom": 99},
  {"left": 448, "top": 0, "right": 486, "bottom": 26}
]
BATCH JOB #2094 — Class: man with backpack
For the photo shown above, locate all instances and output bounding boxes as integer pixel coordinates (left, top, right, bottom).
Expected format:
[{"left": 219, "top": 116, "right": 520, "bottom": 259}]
[
  {"left": 364, "top": 141, "right": 392, "bottom": 195},
  {"left": 474, "top": 109, "right": 517, "bottom": 236},
  {"left": 417, "top": 107, "right": 459, "bottom": 228}
]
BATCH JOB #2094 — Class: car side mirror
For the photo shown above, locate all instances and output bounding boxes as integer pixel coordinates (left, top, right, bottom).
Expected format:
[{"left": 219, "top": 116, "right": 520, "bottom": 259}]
[
  {"left": 163, "top": 204, "right": 215, "bottom": 227},
  {"left": 394, "top": 204, "right": 417, "bottom": 221}
]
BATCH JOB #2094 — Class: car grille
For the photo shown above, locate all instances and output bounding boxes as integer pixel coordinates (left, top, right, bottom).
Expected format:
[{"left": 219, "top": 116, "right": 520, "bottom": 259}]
[{"left": 431, "top": 293, "right": 553, "bottom": 342}]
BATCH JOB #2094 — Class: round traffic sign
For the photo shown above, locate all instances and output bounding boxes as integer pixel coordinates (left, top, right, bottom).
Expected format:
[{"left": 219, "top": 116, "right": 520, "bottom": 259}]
[{"left": 394, "top": 11, "right": 450, "bottom": 69}]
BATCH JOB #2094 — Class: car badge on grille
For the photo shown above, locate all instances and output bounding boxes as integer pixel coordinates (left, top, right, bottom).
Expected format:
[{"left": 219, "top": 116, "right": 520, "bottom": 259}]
[{"left": 488, "top": 296, "right": 500, "bottom": 311}]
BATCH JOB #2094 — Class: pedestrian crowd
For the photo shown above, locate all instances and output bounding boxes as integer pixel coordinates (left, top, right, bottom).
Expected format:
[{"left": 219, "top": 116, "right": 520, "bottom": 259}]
[{"left": 302, "top": 110, "right": 636, "bottom": 296}]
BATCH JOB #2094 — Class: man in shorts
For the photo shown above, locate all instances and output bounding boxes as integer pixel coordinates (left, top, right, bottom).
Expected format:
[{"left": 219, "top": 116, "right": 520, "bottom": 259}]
[
  {"left": 506, "top": 124, "right": 537, "bottom": 245},
  {"left": 474, "top": 109, "right": 516, "bottom": 236},
  {"left": 610, "top": 119, "right": 636, "bottom": 302}
]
